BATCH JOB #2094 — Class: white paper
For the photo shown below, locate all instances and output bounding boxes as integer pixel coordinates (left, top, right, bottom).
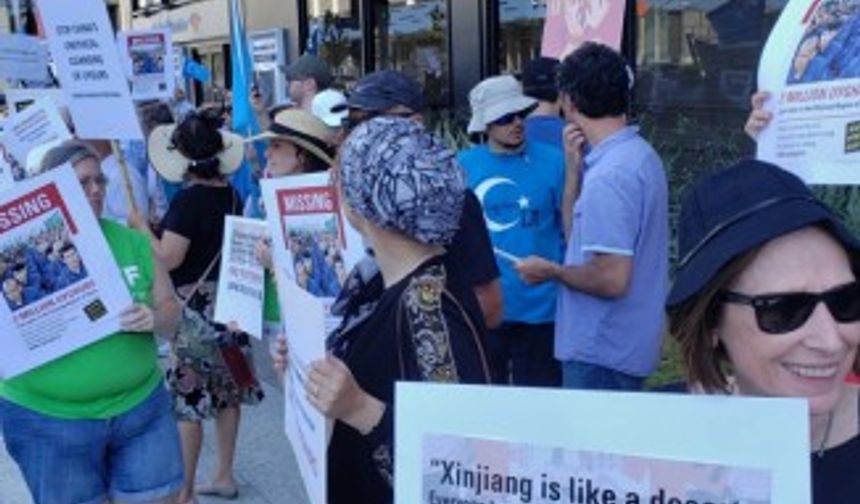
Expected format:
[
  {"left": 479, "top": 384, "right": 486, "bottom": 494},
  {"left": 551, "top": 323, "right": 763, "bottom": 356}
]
[
  {"left": 116, "top": 29, "right": 175, "bottom": 101},
  {"left": 0, "top": 166, "right": 133, "bottom": 378},
  {"left": 37, "top": 0, "right": 143, "bottom": 140},
  {"left": 5, "top": 88, "right": 66, "bottom": 115},
  {"left": 261, "top": 173, "right": 364, "bottom": 333},
  {"left": 0, "top": 34, "right": 50, "bottom": 82},
  {"left": 279, "top": 278, "right": 329, "bottom": 504},
  {"left": 757, "top": 0, "right": 860, "bottom": 184},
  {"left": 0, "top": 97, "right": 73, "bottom": 186},
  {"left": 396, "top": 383, "right": 810, "bottom": 504},
  {"left": 213, "top": 216, "right": 267, "bottom": 339}
]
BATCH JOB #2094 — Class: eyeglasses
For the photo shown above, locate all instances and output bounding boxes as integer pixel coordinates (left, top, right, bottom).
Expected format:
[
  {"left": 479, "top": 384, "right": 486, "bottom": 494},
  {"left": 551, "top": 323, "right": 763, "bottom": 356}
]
[
  {"left": 720, "top": 281, "right": 860, "bottom": 334},
  {"left": 490, "top": 110, "right": 530, "bottom": 127},
  {"left": 78, "top": 175, "right": 108, "bottom": 189}
]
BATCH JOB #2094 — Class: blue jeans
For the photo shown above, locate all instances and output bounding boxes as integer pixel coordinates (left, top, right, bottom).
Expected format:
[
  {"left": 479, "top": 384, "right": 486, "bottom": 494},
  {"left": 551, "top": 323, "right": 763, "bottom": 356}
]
[
  {"left": 0, "top": 384, "right": 183, "bottom": 504},
  {"left": 562, "top": 360, "right": 645, "bottom": 391}
]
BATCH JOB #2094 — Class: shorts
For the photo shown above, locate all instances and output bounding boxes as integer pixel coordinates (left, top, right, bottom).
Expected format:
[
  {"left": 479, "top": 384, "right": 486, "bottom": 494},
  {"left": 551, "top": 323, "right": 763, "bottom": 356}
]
[{"left": 0, "top": 384, "right": 184, "bottom": 504}]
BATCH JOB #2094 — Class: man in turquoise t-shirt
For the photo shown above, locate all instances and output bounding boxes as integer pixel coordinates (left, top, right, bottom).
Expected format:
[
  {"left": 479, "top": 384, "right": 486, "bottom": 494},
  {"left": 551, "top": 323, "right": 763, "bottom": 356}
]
[{"left": 458, "top": 75, "right": 575, "bottom": 387}]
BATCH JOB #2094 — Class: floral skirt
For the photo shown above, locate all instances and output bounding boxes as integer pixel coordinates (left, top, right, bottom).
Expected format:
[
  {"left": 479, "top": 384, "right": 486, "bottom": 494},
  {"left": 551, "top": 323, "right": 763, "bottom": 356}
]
[{"left": 167, "top": 281, "right": 264, "bottom": 421}]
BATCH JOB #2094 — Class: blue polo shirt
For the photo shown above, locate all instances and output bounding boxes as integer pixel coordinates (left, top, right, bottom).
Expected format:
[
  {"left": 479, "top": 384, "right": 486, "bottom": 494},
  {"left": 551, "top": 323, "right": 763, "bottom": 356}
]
[
  {"left": 555, "top": 126, "right": 668, "bottom": 377},
  {"left": 459, "top": 142, "right": 565, "bottom": 324}
]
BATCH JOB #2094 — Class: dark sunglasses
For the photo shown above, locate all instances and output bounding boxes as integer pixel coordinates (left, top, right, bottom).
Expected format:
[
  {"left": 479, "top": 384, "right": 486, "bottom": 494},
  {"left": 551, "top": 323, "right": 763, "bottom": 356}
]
[
  {"left": 490, "top": 109, "right": 530, "bottom": 126},
  {"left": 720, "top": 280, "right": 860, "bottom": 334}
]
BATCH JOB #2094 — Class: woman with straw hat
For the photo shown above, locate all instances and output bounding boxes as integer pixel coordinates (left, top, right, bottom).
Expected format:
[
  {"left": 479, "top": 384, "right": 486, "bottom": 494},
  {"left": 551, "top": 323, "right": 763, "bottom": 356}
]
[{"left": 133, "top": 113, "right": 264, "bottom": 504}]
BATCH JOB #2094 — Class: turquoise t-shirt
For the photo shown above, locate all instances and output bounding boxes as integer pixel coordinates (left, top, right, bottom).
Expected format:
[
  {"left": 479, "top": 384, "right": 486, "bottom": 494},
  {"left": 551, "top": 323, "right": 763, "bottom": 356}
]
[{"left": 458, "top": 142, "right": 566, "bottom": 323}]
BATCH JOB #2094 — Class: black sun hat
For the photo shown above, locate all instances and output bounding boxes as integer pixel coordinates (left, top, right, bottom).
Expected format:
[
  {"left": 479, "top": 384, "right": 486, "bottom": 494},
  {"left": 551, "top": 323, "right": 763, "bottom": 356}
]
[{"left": 667, "top": 159, "right": 860, "bottom": 309}]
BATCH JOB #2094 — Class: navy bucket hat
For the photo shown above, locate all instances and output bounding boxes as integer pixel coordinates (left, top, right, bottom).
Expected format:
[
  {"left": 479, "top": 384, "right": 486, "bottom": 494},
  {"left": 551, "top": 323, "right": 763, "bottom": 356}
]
[{"left": 667, "top": 159, "right": 860, "bottom": 309}]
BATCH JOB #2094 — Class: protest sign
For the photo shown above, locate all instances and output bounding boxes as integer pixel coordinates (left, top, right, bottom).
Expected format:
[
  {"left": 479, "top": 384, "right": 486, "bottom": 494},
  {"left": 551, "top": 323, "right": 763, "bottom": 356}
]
[
  {"left": 0, "top": 34, "right": 50, "bottom": 82},
  {"left": 213, "top": 216, "right": 267, "bottom": 339},
  {"left": 757, "top": 0, "right": 860, "bottom": 184},
  {"left": 5, "top": 88, "right": 66, "bottom": 115},
  {"left": 541, "top": 0, "right": 625, "bottom": 59},
  {"left": 0, "top": 166, "right": 133, "bottom": 378},
  {"left": 37, "top": 0, "right": 143, "bottom": 140},
  {"left": 0, "top": 97, "right": 73, "bottom": 190},
  {"left": 396, "top": 383, "right": 810, "bottom": 504},
  {"left": 279, "top": 279, "right": 329, "bottom": 504},
  {"left": 117, "top": 29, "right": 175, "bottom": 101},
  {"left": 261, "top": 172, "right": 364, "bottom": 332}
]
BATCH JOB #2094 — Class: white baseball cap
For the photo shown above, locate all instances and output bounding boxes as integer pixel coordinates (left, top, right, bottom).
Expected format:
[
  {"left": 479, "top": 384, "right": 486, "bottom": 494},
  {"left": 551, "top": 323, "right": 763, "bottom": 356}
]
[{"left": 311, "top": 89, "right": 348, "bottom": 128}]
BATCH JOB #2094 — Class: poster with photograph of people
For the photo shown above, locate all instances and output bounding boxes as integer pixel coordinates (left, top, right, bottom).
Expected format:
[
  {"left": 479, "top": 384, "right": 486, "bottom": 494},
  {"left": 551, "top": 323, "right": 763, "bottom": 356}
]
[{"left": 0, "top": 166, "right": 131, "bottom": 378}]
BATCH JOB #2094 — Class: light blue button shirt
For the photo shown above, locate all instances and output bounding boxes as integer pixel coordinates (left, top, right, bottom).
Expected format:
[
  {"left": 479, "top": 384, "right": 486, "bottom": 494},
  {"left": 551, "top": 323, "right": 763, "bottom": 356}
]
[{"left": 555, "top": 126, "right": 668, "bottom": 377}]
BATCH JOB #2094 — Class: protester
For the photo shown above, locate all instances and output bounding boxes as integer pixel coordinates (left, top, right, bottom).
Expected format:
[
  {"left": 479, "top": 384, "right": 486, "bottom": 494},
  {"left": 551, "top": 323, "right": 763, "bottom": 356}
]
[
  {"left": 86, "top": 139, "right": 150, "bottom": 224},
  {"left": 516, "top": 43, "right": 668, "bottom": 391},
  {"left": 335, "top": 69, "right": 503, "bottom": 340},
  {"left": 0, "top": 139, "right": 183, "bottom": 504},
  {"left": 283, "top": 53, "right": 334, "bottom": 112},
  {"left": 135, "top": 113, "right": 264, "bottom": 503},
  {"left": 521, "top": 56, "right": 566, "bottom": 151},
  {"left": 460, "top": 74, "right": 570, "bottom": 387},
  {"left": 244, "top": 108, "right": 335, "bottom": 218},
  {"left": 244, "top": 108, "right": 335, "bottom": 342},
  {"left": 666, "top": 159, "right": 860, "bottom": 503},
  {"left": 276, "top": 117, "right": 492, "bottom": 504}
]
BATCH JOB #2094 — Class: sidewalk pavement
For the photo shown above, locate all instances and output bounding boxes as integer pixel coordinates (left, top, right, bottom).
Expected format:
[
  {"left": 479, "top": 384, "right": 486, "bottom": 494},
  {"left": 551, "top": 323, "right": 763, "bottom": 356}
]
[{"left": 1, "top": 342, "right": 310, "bottom": 504}]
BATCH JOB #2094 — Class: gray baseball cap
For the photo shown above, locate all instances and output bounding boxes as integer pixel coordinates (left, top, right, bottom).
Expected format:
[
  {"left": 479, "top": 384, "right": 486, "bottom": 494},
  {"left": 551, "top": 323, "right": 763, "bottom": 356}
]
[{"left": 283, "top": 54, "right": 333, "bottom": 89}]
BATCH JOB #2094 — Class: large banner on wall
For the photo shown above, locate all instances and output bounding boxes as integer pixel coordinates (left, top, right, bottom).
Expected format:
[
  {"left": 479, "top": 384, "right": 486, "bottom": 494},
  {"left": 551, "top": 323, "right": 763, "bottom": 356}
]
[
  {"left": 757, "top": 0, "right": 860, "bottom": 184},
  {"left": 541, "top": 0, "right": 626, "bottom": 59}
]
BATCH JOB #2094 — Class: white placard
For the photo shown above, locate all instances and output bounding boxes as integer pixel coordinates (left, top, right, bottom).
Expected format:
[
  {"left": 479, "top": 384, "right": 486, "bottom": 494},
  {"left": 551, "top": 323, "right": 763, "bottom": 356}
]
[
  {"left": 5, "top": 88, "right": 66, "bottom": 116},
  {"left": 0, "top": 34, "right": 50, "bottom": 82},
  {"left": 0, "top": 166, "right": 133, "bottom": 378},
  {"left": 0, "top": 97, "right": 72, "bottom": 174},
  {"left": 213, "top": 216, "right": 267, "bottom": 339},
  {"left": 37, "top": 0, "right": 143, "bottom": 140},
  {"left": 117, "top": 29, "right": 175, "bottom": 101},
  {"left": 757, "top": 0, "right": 860, "bottom": 184},
  {"left": 279, "top": 279, "right": 329, "bottom": 504},
  {"left": 396, "top": 383, "right": 810, "bottom": 504},
  {"left": 260, "top": 172, "right": 364, "bottom": 333}
]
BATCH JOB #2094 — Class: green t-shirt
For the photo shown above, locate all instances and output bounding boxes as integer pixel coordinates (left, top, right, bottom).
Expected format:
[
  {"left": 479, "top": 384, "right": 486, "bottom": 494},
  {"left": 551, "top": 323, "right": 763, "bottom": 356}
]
[
  {"left": 0, "top": 219, "right": 161, "bottom": 419},
  {"left": 264, "top": 270, "right": 281, "bottom": 323}
]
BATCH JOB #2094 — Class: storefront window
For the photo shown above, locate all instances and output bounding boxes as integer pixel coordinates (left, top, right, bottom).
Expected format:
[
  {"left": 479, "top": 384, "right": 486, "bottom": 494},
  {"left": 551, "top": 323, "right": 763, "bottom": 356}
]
[
  {"left": 305, "top": 0, "right": 362, "bottom": 86},
  {"left": 635, "top": 1, "right": 787, "bottom": 129},
  {"left": 498, "top": 0, "right": 547, "bottom": 75},
  {"left": 373, "top": 0, "right": 450, "bottom": 109}
]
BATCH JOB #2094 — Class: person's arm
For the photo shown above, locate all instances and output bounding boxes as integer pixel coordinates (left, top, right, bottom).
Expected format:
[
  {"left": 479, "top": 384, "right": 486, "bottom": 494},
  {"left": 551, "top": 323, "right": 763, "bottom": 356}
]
[
  {"left": 744, "top": 91, "right": 773, "bottom": 141},
  {"left": 150, "top": 255, "right": 180, "bottom": 336},
  {"left": 473, "top": 278, "right": 502, "bottom": 329},
  {"left": 561, "top": 123, "right": 587, "bottom": 242},
  {"left": 515, "top": 253, "right": 632, "bottom": 299},
  {"left": 128, "top": 209, "right": 190, "bottom": 272}
]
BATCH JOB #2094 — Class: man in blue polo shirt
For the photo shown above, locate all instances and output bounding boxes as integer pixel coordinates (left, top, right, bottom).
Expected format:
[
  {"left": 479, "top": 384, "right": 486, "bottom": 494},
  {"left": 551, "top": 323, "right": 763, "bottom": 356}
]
[
  {"left": 516, "top": 43, "right": 668, "bottom": 391},
  {"left": 459, "top": 75, "right": 573, "bottom": 387}
]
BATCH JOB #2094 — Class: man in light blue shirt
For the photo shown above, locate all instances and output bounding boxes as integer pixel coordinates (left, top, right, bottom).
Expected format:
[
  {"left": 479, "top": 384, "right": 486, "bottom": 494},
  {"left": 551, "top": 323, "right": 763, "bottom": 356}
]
[{"left": 517, "top": 43, "right": 668, "bottom": 391}]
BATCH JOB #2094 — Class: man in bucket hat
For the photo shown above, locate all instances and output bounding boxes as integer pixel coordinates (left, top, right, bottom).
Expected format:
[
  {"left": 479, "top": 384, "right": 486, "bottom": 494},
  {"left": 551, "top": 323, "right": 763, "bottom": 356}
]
[
  {"left": 459, "top": 74, "right": 573, "bottom": 387},
  {"left": 516, "top": 43, "right": 668, "bottom": 391}
]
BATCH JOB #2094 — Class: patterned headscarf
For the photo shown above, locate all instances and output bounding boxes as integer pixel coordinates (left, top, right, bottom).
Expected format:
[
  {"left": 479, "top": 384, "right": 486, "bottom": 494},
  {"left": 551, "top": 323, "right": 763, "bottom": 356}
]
[{"left": 340, "top": 117, "right": 465, "bottom": 245}]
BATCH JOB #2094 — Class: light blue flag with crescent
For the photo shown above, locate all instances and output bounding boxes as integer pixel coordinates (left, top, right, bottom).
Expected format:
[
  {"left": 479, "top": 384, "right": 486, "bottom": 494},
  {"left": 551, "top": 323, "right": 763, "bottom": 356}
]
[{"left": 229, "top": 0, "right": 265, "bottom": 205}]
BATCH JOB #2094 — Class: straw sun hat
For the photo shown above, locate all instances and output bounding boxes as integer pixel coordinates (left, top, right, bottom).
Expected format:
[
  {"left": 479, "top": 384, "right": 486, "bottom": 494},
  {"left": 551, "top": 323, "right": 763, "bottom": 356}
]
[
  {"left": 147, "top": 124, "right": 246, "bottom": 183},
  {"left": 249, "top": 108, "right": 334, "bottom": 166}
]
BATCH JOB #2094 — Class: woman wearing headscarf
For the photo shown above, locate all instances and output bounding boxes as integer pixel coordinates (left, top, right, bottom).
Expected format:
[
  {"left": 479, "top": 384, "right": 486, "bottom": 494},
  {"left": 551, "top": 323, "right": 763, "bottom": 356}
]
[
  {"left": 667, "top": 159, "right": 860, "bottom": 503},
  {"left": 132, "top": 113, "right": 264, "bottom": 503},
  {"left": 276, "top": 117, "right": 493, "bottom": 503},
  {"left": 0, "top": 140, "right": 182, "bottom": 504}
]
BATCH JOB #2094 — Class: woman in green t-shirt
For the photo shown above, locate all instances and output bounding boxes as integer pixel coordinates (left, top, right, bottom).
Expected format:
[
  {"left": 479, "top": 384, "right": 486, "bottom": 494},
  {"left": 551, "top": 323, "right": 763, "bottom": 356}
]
[{"left": 0, "top": 140, "right": 182, "bottom": 504}]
